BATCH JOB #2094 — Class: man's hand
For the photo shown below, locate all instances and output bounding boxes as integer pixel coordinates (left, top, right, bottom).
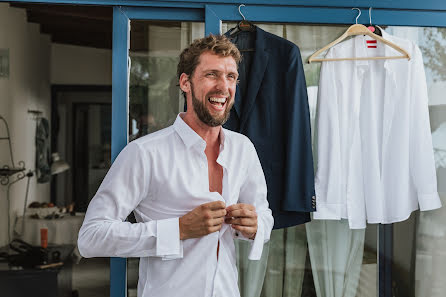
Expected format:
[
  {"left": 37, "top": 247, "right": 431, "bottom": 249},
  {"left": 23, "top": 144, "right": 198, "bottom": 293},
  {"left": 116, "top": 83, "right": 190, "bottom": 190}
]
[
  {"left": 225, "top": 203, "right": 257, "bottom": 239},
  {"left": 179, "top": 201, "right": 227, "bottom": 240}
]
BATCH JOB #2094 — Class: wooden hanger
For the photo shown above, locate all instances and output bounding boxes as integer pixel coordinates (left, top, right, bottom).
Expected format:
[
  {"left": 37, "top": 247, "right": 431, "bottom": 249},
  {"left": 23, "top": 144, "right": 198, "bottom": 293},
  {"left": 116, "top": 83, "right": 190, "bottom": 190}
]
[{"left": 308, "top": 8, "right": 410, "bottom": 63}]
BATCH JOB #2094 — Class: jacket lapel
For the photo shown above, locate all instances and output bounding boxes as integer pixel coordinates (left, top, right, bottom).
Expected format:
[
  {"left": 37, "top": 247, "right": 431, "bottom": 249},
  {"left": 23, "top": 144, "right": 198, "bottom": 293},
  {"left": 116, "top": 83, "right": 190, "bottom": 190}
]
[
  {"left": 240, "top": 27, "right": 269, "bottom": 131},
  {"left": 233, "top": 85, "right": 243, "bottom": 119}
]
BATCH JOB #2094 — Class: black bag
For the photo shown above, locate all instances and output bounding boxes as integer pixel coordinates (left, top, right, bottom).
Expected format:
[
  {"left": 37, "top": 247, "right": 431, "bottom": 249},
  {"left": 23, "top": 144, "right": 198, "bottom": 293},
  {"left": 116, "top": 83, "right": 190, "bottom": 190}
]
[{"left": 7, "top": 239, "right": 47, "bottom": 268}]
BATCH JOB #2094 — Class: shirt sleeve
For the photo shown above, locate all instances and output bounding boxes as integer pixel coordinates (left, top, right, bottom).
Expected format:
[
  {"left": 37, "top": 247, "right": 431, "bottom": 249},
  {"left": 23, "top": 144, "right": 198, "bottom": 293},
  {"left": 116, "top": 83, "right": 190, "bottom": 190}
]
[
  {"left": 409, "top": 46, "right": 441, "bottom": 211},
  {"left": 313, "top": 52, "right": 343, "bottom": 220},
  {"left": 235, "top": 139, "right": 274, "bottom": 260},
  {"left": 77, "top": 142, "right": 182, "bottom": 259}
]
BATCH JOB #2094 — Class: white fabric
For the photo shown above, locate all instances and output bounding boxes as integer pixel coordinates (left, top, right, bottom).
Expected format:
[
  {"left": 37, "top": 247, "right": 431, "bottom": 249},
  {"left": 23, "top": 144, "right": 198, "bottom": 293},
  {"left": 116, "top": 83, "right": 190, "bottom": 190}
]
[
  {"left": 306, "top": 219, "right": 365, "bottom": 297},
  {"left": 314, "top": 30, "right": 441, "bottom": 229},
  {"left": 78, "top": 113, "right": 273, "bottom": 297}
]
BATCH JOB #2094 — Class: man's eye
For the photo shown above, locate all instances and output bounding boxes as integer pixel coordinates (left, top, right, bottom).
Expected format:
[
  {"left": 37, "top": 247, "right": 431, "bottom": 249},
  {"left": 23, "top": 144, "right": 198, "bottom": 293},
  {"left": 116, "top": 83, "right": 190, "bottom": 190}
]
[{"left": 206, "top": 73, "right": 216, "bottom": 77}]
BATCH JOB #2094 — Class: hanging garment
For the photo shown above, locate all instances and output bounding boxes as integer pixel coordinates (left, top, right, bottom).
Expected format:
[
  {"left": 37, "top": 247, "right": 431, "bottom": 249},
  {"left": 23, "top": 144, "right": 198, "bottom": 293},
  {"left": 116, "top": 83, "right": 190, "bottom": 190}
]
[
  {"left": 306, "top": 219, "right": 365, "bottom": 297},
  {"left": 225, "top": 26, "right": 316, "bottom": 229},
  {"left": 35, "top": 117, "right": 51, "bottom": 183},
  {"left": 314, "top": 30, "right": 441, "bottom": 229}
]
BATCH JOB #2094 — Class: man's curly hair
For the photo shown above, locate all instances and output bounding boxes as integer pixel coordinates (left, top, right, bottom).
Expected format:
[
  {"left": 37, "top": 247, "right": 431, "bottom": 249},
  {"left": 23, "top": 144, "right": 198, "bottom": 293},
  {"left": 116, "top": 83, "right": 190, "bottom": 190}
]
[{"left": 177, "top": 34, "right": 241, "bottom": 83}]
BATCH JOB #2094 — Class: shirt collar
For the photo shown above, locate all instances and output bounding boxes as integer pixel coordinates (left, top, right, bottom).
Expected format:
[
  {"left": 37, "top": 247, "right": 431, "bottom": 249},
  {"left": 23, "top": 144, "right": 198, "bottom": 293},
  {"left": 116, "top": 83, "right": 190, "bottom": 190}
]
[
  {"left": 353, "top": 29, "right": 400, "bottom": 82},
  {"left": 173, "top": 113, "right": 227, "bottom": 150}
]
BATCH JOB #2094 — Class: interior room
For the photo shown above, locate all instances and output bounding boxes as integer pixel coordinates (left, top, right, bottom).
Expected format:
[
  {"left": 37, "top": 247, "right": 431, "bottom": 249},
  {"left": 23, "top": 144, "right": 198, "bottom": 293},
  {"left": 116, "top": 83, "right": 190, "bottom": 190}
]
[{"left": 0, "top": 3, "right": 112, "bottom": 296}]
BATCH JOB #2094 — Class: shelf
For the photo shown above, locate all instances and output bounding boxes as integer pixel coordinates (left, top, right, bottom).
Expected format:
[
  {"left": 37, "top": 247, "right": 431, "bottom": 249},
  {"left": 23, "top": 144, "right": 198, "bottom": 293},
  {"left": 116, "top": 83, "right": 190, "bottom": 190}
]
[{"left": 0, "top": 167, "right": 25, "bottom": 177}]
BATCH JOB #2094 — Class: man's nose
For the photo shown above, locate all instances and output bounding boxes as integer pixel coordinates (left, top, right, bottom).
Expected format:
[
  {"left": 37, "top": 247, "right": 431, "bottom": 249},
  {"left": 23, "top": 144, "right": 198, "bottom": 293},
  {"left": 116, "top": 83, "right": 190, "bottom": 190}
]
[{"left": 216, "top": 76, "right": 230, "bottom": 91}]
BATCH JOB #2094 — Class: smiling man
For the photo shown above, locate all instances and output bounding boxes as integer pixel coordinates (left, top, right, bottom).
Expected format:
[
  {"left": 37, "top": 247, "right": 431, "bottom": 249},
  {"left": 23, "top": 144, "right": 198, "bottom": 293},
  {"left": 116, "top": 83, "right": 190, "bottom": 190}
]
[{"left": 78, "top": 35, "right": 273, "bottom": 297}]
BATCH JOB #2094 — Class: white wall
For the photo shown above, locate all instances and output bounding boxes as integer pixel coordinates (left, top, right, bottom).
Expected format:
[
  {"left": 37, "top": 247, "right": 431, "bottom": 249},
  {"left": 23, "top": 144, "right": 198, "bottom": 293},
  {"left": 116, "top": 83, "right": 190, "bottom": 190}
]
[
  {"left": 0, "top": 3, "right": 52, "bottom": 246},
  {"left": 51, "top": 43, "right": 112, "bottom": 85}
]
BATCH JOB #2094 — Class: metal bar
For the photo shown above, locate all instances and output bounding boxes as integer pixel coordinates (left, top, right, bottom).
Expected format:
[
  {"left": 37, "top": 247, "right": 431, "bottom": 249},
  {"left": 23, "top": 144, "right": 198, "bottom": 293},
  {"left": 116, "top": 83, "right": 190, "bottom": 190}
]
[
  {"left": 4, "top": 0, "right": 446, "bottom": 11},
  {"left": 110, "top": 6, "right": 129, "bottom": 297},
  {"left": 379, "top": 224, "right": 393, "bottom": 297},
  {"left": 123, "top": 6, "right": 203, "bottom": 20},
  {"left": 205, "top": 5, "right": 446, "bottom": 27},
  {"left": 205, "top": 5, "right": 221, "bottom": 35}
]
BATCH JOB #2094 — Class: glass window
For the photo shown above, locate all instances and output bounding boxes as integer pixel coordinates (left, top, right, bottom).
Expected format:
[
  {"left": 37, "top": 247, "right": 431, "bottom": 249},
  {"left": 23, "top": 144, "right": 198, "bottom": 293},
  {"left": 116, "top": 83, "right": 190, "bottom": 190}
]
[
  {"left": 222, "top": 22, "right": 377, "bottom": 297},
  {"left": 127, "top": 20, "right": 204, "bottom": 296},
  {"left": 385, "top": 26, "right": 446, "bottom": 297}
]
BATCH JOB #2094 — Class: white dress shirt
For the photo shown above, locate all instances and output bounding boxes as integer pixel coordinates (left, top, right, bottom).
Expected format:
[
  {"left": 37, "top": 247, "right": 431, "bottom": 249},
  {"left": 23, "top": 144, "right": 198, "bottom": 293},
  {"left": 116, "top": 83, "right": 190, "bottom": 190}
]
[
  {"left": 78, "top": 114, "right": 273, "bottom": 297},
  {"left": 314, "top": 31, "right": 441, "bottom": 229}
]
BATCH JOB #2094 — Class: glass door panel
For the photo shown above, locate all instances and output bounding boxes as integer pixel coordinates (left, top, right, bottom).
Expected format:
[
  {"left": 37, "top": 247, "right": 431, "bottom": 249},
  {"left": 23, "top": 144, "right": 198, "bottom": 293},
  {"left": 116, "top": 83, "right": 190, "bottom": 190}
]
[
  {"left": 222, "top": 22, "right": 378, "bottom": 297},
  {"left": 128, "top": 21, "right": 204, "bottom": 141},
  {"left": 126, "top": 20, "right": 204, "bottom": 296},
  {"left": 384, "top": 26, "right": 446, "bottom": 297}
]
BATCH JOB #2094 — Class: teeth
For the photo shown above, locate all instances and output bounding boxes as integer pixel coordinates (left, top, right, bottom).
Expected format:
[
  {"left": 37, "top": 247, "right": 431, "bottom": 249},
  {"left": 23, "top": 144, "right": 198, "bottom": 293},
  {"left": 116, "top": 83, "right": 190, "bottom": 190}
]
[{"left": 209, "top": 97, "right": 226, "bottom": 103}]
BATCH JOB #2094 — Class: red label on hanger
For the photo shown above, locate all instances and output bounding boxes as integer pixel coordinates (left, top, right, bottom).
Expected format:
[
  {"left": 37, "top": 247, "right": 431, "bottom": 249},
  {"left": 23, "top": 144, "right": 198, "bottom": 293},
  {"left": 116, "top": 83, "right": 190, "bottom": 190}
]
[{"left": 366, "top": 40, "right": 377, "bottom": 48}]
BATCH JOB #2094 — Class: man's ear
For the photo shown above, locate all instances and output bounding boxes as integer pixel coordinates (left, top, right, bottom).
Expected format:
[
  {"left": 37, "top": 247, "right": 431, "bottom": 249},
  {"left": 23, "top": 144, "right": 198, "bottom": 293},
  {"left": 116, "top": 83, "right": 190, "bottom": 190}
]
[{"left": 179, "top": 73, "right": 190, "bottom": 93}]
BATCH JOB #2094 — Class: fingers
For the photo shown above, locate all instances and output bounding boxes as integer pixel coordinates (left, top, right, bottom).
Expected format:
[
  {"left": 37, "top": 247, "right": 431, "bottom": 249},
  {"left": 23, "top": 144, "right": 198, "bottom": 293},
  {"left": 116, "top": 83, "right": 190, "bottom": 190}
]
[
  {"left": 226, "top": 203, "right": 255, "bottom": 212},
  {"left": 202, "top": 200, "right": 226, "bottom": 210},
  {"left": 226, "top": 208, "right": 257, "bottom": 219},
  {"left": 225, "top": 217, "right": 256, "bottom": 226},
  {"left": 208, "top": 217, "right": 225, "bottom": 227},
  {"left": 231, "top": 224, "right": 257, "bottom": 236}
]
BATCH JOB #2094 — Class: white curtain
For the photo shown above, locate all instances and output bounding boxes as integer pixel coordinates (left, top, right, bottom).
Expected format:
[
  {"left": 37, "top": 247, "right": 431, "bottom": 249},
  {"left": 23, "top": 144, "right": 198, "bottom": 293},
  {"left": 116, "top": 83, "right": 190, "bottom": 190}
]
[{"left": 306, "top": 219, "right": 365, "bottom": 297}]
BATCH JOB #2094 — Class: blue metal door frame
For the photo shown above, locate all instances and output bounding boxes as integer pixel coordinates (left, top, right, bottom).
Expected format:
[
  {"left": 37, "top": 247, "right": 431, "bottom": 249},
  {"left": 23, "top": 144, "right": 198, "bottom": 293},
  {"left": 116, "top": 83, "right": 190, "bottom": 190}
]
[{"left": 112, "top": 4, "right": 446, "bottom": 297}]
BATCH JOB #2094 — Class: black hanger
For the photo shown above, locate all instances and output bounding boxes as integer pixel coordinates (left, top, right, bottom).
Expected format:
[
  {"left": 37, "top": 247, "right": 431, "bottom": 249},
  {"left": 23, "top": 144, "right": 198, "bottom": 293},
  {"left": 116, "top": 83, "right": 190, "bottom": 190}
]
[{"left": 229, "top": 5, "right": 255, "bottom": 51}]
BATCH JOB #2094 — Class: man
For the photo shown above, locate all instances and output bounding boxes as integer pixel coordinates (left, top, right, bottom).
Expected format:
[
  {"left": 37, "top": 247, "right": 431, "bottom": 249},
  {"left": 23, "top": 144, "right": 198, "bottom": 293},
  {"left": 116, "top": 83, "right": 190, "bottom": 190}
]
[{"left": 78, "top": 35, "right": 273, "bottom": 297}]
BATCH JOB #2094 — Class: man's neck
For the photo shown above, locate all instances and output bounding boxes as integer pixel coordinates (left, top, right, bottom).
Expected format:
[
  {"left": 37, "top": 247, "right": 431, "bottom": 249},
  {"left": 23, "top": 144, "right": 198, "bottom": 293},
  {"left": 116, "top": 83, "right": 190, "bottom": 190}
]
[{"left": 181, "top": 112, "right": 221, "bottom": 147}]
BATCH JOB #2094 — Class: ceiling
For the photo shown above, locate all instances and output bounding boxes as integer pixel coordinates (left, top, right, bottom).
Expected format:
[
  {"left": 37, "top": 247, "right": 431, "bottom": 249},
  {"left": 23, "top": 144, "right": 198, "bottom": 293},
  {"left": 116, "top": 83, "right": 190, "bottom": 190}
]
[{"left": 10, "top": 3, "right": 113, "bottom": 49}]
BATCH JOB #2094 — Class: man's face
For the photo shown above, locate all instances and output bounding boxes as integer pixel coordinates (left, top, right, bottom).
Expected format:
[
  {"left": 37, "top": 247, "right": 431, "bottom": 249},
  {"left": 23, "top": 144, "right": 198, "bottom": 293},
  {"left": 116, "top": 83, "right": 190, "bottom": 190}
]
[{"left": 187, "top": 51, "right": 238, "bottom": 127}]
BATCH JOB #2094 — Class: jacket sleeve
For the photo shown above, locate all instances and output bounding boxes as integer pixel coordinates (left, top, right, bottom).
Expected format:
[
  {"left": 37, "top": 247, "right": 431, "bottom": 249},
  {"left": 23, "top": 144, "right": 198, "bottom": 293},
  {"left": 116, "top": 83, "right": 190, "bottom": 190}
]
[
  {"left": 313, "top": 53, "right": 343, "bottom": 220},
  {"left": 282, "top": 45, "right": 316, "bottom": 212},
  {"left": 77, "top": 142, "right": 182, "bottom": 259},
  {"left": 409, "top": 46, "right": 441, "bottom": 211},
  {"left": 236, "top": 139, "right": 274, "bottom": 260}
]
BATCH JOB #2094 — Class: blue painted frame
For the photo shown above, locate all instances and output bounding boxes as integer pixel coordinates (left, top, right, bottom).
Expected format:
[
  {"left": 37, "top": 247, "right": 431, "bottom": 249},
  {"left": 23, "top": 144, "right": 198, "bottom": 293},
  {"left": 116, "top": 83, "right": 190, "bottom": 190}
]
[
  {"left": 204, "top": 4, "right": 446, "bottom": 35},
  {"left": 3, "top": 0, "right": 446, "bottom": 11}
]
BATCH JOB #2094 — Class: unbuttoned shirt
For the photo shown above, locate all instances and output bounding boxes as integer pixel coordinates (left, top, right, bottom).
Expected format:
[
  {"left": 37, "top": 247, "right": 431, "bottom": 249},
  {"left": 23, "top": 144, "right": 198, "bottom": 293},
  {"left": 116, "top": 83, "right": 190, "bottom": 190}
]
[
  {"left": 78, "top": 114, "right": 273, "bottom": 297},
  {"left": 314, "top": 30, "right": 441, "bottom": 229}
]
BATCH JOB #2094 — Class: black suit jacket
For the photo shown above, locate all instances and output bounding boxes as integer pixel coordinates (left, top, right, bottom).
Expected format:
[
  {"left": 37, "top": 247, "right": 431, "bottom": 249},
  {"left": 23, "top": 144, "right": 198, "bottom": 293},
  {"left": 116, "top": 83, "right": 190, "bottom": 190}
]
[{"left": 224, "top": 27, "right": 315, "bottom": 229}]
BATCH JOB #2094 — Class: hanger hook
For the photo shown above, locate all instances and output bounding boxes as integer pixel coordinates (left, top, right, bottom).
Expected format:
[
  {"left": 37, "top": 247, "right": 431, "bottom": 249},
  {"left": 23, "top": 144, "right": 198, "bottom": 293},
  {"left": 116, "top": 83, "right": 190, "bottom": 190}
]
[
  {"left": 369, "top": 7, "right": 373, "bottom": 25},
  {"left": 352, "top": 8, "right": 361, "bottom": 24},
  {"left": 238, "top": 4, "right": 246, "bottom": 21}
]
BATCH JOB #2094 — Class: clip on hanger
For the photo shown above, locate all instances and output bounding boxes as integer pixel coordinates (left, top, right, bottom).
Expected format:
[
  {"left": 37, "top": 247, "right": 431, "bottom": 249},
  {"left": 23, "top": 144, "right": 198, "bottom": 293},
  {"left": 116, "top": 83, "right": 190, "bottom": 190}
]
[
  {"left": 367, "top": 7, "right": 382, "bottom": 37},
  {"left": 230, "top": 4, "right": 256, "bottom": 36},
  {"left": 308, "top": 8, "right": 410, "bottom": 63}
]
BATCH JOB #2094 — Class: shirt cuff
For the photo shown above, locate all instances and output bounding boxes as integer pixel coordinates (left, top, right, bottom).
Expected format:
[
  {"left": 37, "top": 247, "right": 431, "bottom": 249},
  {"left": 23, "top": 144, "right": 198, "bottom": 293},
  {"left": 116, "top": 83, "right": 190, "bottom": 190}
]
[
  {"left": 232, "top": 220, "right": 265, "bottom": 260},
  {"left": 418, "top": 192, "right": 442, "bottom": 211},
  {"left": 155, "top": 217, "right": 183, "bottom": 259}
]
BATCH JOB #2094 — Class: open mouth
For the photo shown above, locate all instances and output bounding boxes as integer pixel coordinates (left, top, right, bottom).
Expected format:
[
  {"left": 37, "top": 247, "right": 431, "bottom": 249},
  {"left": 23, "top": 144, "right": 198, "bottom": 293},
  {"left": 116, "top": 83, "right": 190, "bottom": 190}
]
[{"left": 208, "top": 97, "right": 227, "bottom": 110}]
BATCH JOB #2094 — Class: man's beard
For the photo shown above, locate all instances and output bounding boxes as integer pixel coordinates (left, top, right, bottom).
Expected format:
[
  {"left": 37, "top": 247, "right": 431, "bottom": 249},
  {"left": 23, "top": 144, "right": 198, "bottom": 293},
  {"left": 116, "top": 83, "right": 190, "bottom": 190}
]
[{"left": 190, "top": 81, "right": 233, "bottom": 127}]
